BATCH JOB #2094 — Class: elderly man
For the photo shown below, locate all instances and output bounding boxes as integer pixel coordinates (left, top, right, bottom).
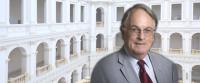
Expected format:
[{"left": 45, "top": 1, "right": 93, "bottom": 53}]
[{"left": 91, "top": 3, "right": 178, "bottom": 83}]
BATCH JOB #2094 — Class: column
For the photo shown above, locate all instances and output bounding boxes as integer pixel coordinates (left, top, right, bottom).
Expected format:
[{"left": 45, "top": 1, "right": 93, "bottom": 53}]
[
  {"left": 61, "top": 0, "right": 69, "bottom": 23},
  {"left": 29, "top": 0, "right": 37, "bottom": 24},
  {"left": 182, "top": 65, "right": 192, "bottom": 83},
  {"left": 76, "top": 39, "right": 81, "bottom": 56},
  {"left": 47, "top": 46, "right": 56, "bottom": 69},
  {"left": 183, "top": 33, "right": 191, "bottom": 55},
  {"left": 89, "top": 4, "right": 96, "bottom": 54},
  {"left": 183, "top": 0, "right": 192, "bottom": 21},
  {"left": 106, "top": 4, "right": 113, "bottom": 51},
  {"left": 22, "top": 0, "right": 28, "bottom": 24},
  {"left": 75, "top": 2, "right": 80, "bottom": 23},
  {"left": 67, "top": 74, "right": 71, "bottom": 83},
  {"left": 77, "top": 67, "right": 82, "bottom": 81},
  {"left": 162, "top": 0, "right": 170, "bottom": 21},
  {"left": 61, "top": 43, "right": 67, "bottom": 63},
  {"left": 46, "top": 0, "right": 56, "bottom": 24},
  {"left": 27, "top": 51, "right": 37, "bottom": 82},
  {"left": 65, "top": 39, "right": 70, "bottom": 63},
  {"left": 0, "top": 47, "right": 7, "bottom": 83},
  {"left": 161, "top": 33, "right": 170, "bottom": 55},
  {"left": 89, "top": 35, "right": 96, "bottom": 54},
  {"left": 0, "top": 0, "right": 8, "bottom": 24}
]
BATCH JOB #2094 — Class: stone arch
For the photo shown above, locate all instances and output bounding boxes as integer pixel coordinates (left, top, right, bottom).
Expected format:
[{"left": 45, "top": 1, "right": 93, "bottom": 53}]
[
  {"left": 96, "top": 7, "right": 104, "bottom": 27},
  {"left": 71, "top": 70, "right": 78, "bottom": 83},
  {"left": 192, "top": 65, "right": 200, "bottom": 83},
  {"left": 36, "top": 42, "right": 50, "bottom": 75},
  {"left": 82, "top": 64, "right": 89, "bottom": 79},
  {"left": 70, "top": 36, "right": 77, "bottom": 59},
  {"left": 96, "top": 33, "right": 105, "bottom": 52},
  {"left": 115, "top": 32, "right": 123, "bottom": 50},
  {"left": 191, "top": 33, "right": 200, "bottom": 55},
  {"left": 169, "top": 33, "right": 183, "bottom": 54},
  {"left": 8, "top": 47, "right": 27, "bottom": 82},
  {"left": 58, "top": 77, "right": 66, "bottom": 83},
  {"left": 151, "top": 33, "right": 162, "bottom": 53}
]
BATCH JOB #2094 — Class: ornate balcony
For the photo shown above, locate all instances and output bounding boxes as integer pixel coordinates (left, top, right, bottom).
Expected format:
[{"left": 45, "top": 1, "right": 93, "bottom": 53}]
[
  {"left": 36, "top": 65, "right": 50, "bottom": 76},
  {"left": 8, "top": 73, "right": 26, "bottom": 83},
  {"left": 169, "top": 48, "right": 183, "bottom": 55},
  {"left": 56, "top": 58, "right": 66, "bottom": 67},
  {"left": 96, "top": 48, "right": 107, "bottom": 52}
]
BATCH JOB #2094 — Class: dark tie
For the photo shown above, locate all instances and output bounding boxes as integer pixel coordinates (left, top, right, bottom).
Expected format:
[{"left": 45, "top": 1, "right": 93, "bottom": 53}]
[{"left": 137, "top": 60, "right": 152, "bottom": 83}]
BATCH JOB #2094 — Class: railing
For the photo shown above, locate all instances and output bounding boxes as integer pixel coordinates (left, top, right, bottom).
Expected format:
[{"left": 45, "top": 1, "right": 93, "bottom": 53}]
[
  {"left": 70, "top": 53, "right": 78, "bottom": 60},
  {"left": 8, "top": 73, "right": 26, "bottom": 83},
  {"left": 36, "top": 65, "right": 50, "bottom": 76},
  {"left": 191, "top": 49, "right": 200, "bottom": 55},
  {"left": 56, "top": 58, "right": 65, "bottom": 67},
  {"left": 151, "top": 48, "right": 161, "bottom": 53},
  {"left": 169, "top": 48, "right": 183, "bottom": 54},
  {"left": 81, "top": 50, "right": 87, "bottom": 55},
  {"left": 96, "top": 22, "right": 104, "bottom": 27},
  {"left": 96, "top": 48, "right": 107, "bottom": 52}
]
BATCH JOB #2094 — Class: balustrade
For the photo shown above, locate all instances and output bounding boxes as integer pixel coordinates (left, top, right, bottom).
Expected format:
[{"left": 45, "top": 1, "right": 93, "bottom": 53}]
[
  {"left": 169, "top": 48, "right": 183, "bottom": 54},
  {"left": 36, "top": 65, "right": 50, "bottom": 76},
  {"left": 56, "top": 58, "right": 66, "bottom": 67},
  {"left": 8, "top": 73, "right": 26, "bottom": 83}
]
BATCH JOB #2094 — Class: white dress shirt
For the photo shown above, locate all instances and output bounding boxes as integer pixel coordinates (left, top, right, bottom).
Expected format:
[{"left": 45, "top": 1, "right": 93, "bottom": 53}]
[{"left": 124, "top": 48, "right": 157, "bottom": 83}]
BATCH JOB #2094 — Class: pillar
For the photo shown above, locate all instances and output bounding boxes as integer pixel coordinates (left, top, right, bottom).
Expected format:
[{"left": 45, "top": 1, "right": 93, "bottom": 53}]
[
  {"left": 183, "top": 33, "right": 191, "bottom": 55},
  {"left": 46, "top": 0, "right": 56, "bottom": 24},
  {"left": 76, "top": 39, "right": 81, "bottom": 56},
  {"left": 182, "top": 65, "right": 192, "bottom": 83},
  {"left": 161, "top": 33, "right": 170, "bottom": 55},
  {"left": 0, "top": 47, "right": 7, "bottom": 83}
]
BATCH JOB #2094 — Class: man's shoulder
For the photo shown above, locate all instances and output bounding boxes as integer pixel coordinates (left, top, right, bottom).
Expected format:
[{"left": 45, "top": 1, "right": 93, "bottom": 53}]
[
  {"left": 94, "top": 50, "right": 124, "bottom": 68},
  {"left": 149, "top": 51, "right": 175, "bottom": 64}
]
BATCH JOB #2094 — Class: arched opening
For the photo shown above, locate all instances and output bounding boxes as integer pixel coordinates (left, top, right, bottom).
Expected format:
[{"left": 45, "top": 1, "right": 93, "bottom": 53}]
[
  {"left": 176, "top": 64, "right": 183, "bottom": 83},
  {"left": 151, "top": 33, "right": 161, "bottom": 53},
  {"left": 96, "top": 34, "right": 105, "bottom": 52},
  {"left": 115, "top": 33, "right": 123, "bottom": 50},
  {"left": 71, "top": 70, "right": 78, "bottom": 83},
  {"left": 70, "top": 37, "right": 77, "bottom": 59},
  {"left": 8, "top": 47, "right": 27, "bottom": 82},
  {"left": 96, "top": 7, "right": 104, "bottom": 27},
  {"left": 81, "top": 35, "right": 86, "bottom": 55},
  {"left": 56, "top": 39, "right": 65, "bottom": 67},
  {"left": 58, "top": 77, "right": 66, "bottom": 83},
  {"left": 192, "top": 33, "right": 200, "bottom": 55},
  {"left": 36, "top": 42, "right": 50, "bottom": 76},
  {"left": 82, "top": 64, "right": 89, "bottom": 79},
  {"left": 169, "top": 33, "right": 183, "bottom": 54},
  {"left": 192, "top": 65, "right": 200, "bottom": 83},
  {"left": 9, "top": 0, "right": 23, "bottom": 24},
  {"left": 37, "top": 0, "right": 46, "bottom": 23}
]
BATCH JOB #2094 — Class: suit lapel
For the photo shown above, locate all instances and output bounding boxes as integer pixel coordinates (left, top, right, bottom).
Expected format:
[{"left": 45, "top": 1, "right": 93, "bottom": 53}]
[
  {"left": 149, "top": 52, "right": 163, "bottom": 83},
  {"left": 118, "top": 48, "right": 140, "bottom": 83}
]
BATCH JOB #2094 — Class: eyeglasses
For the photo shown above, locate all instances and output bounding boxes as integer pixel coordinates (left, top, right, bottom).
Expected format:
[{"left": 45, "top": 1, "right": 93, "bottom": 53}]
[{"left": 127, "top": 26, "right": 155, "bottom": 36}]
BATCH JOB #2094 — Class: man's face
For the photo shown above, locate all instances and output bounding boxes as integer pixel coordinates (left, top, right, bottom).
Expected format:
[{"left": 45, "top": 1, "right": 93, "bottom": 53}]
[{"left": 123, "top": 9, "right": 155, "bottom": 57}]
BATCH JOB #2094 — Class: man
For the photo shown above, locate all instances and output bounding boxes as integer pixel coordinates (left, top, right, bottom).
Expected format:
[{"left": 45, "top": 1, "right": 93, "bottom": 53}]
[{"left": 91, "top": 4, "right": 178, "bottom": 83}]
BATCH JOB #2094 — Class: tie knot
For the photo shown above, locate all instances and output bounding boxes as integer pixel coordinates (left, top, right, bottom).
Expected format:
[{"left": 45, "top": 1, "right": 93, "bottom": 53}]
[{"left": 137, "top": 60, "right": 145, "bottom": 67}]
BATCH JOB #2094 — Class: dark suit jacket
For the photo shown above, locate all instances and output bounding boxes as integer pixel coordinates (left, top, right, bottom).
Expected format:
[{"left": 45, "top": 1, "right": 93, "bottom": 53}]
[{"left": 91, "top": 48, "right": 178, "bottom": 83}]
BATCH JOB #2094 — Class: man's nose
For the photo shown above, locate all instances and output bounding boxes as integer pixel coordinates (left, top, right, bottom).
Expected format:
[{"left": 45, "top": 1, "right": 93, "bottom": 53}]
[{"left": 137, "top": 31, "right": 145, "bottom": 40}]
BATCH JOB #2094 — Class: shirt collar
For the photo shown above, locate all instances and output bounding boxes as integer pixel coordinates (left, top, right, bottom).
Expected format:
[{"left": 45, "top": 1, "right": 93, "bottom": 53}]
[{"left": 124, "top": 46, "right": 151, "bottom": 68}]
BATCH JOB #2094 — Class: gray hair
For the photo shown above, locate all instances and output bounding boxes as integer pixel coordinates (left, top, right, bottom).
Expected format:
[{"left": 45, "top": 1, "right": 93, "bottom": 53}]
[{"left": 120, "top": 3, "right": 158, "bottom": 35}]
